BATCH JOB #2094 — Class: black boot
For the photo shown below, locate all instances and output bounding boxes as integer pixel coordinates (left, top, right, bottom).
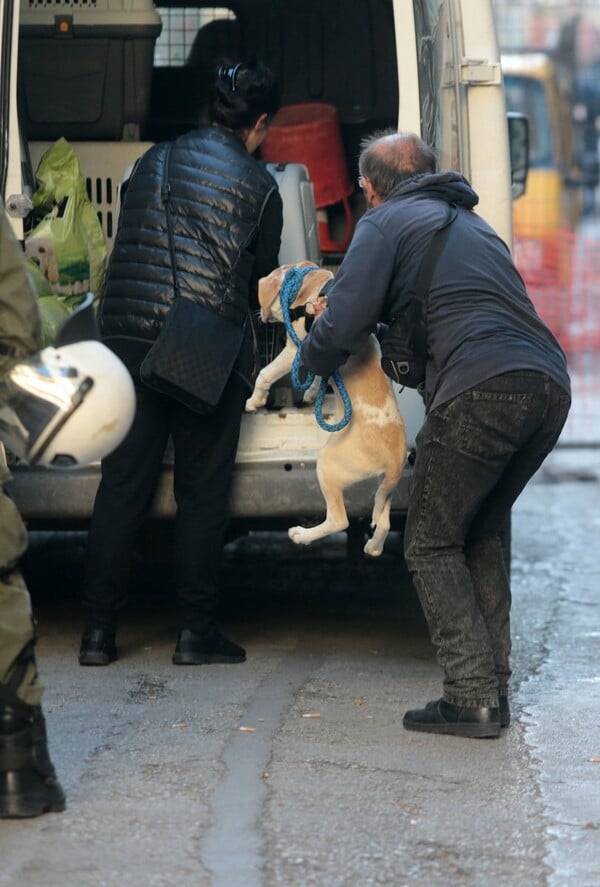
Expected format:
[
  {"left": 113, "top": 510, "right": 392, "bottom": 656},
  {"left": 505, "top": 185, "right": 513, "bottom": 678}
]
[
  {"left": 172, "top": 625, "right": 246, "bottom": 665},
  {"left": 0, "top": 707, "right": 66, "bottom": 818},
  {"left": 79, "top": 627, "right": 117, "bottom": 666}
]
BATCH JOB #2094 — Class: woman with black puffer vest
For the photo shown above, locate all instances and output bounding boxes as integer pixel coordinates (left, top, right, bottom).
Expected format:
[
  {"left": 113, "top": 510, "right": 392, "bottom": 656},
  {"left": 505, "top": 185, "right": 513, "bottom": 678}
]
[{"left": 80, "top": 61, "right": 283, "bottom": 667}]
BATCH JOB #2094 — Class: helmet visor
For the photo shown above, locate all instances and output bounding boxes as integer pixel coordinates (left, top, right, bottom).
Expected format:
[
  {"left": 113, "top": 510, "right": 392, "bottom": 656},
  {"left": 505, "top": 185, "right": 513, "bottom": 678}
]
[{"left": 0, "top": 350, "right": 93, "bottom": 466}]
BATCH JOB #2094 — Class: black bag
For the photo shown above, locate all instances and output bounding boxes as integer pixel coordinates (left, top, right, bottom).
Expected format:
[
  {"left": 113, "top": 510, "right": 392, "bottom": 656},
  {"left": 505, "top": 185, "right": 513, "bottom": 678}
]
[
  {"left": 139, "top": 141, "right": 245, "bottom": 414},
  {"left": 140, "top": 297, "right": 245, "bottom": 414},
  {"left": 381, "top": 205, "right": 457, "bottom": 389}
]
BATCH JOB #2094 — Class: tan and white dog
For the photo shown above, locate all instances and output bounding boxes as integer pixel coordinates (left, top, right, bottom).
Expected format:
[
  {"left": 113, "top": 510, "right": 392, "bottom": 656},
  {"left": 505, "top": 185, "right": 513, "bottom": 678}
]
[{"left": 245, "top": 262, "right": 408, "bottom": 557}]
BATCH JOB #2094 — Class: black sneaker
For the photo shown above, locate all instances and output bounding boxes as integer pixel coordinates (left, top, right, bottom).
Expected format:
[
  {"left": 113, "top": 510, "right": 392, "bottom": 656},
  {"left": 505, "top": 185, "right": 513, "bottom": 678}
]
[
  {"left": 403, "top": 698, "right": 501, "bottom": 739},
  {"left": 78, "top": 627, "right": 117, "bottom": 666},
  {"left": 172, "top": 627, "right": 246, "bottom": 665}
]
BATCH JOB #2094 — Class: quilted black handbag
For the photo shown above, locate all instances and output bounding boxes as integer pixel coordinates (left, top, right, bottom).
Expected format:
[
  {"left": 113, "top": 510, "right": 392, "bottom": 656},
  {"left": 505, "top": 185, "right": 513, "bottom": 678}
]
[
  {"left": 140, "top": 144, "right": 246, "bottom": 414},
  {"left": 381, "top": 204, "right": 457, "bottom": 389},
  {"left": 140, "top": 296, "right": 246, "bottom": 414}
]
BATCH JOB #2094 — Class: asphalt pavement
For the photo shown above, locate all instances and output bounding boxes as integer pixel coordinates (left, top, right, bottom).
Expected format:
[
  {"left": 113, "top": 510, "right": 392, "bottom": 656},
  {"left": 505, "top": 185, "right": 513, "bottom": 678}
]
[{"left": 0, "top": 441, "right": 598, "bottom": 886}]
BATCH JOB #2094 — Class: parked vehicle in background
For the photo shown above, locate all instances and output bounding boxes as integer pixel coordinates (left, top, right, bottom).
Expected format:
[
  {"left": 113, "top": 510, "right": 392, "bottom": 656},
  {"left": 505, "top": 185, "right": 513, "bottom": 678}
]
[
  {"left": 501, "top": 50, "right": 598, "bottom": 340},
  {"left": 2, "top": 0, "right": 519, "bottom": 539}
]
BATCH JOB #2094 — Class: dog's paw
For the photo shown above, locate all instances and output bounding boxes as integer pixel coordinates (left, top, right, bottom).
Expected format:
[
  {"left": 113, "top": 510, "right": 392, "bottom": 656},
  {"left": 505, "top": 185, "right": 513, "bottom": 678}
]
[
  {"left": 363, "top": 537, "right": 384, "bottom": 557},
  {"left": 245, "top": 395, "right": 265, "bottom": 412},
  {"left": 288, "top": 525, "right": 312, "bottom": 546}
]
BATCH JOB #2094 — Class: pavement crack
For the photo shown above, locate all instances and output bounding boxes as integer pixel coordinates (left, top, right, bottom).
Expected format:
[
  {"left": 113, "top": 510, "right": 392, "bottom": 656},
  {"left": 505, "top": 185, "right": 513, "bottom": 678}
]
[{"left": 200, "top": 653, "right": 323, "bottom": 887}]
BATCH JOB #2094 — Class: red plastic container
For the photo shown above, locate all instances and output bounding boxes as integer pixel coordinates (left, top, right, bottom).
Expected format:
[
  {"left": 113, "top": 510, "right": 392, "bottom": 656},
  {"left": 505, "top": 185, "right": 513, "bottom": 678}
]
[{"left": 261, "top": 102, "right": 355, "bottom": 251}]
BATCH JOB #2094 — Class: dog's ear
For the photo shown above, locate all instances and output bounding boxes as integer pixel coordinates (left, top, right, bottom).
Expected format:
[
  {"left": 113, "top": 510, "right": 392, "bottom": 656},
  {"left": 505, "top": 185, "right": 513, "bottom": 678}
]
[
  {"left": 258, "top": 266, "right": 291, "bottom": 319},
  {"left": 294, "top": 268, "right": 334, "bottom": 306},
  {"left": 258, "top": 263, "right": 333, "bottom": 317}
]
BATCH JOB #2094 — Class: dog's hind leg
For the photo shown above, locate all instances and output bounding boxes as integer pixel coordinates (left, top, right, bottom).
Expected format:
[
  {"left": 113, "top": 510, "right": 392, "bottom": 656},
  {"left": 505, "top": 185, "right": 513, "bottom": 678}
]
[
  {"left": 288, "top": 457, "right": 351, "bottom": 546},
  {"left": 364, "top": 482, "right": 395, "bottom": 557}
]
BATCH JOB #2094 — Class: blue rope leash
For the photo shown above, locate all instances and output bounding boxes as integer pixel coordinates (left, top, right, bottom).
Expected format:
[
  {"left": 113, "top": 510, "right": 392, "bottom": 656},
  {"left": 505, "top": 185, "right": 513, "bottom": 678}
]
[{"left": 280, "top": 265, "right": 352, "bottom": 432}]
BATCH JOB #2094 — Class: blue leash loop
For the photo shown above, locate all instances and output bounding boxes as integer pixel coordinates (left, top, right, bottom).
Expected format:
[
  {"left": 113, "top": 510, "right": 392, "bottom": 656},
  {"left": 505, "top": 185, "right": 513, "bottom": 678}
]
[{"left": 279, "top": 265, "right": 352, "bottom": 433}]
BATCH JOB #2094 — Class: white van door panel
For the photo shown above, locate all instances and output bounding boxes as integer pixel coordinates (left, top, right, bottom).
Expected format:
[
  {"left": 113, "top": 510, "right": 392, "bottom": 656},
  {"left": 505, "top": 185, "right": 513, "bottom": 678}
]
[
  {"left": 460, "top": 0, "right": 513, "bottom": 246},
  {"left": 0, "top": 0, "right": 25, "bottom": 237}
]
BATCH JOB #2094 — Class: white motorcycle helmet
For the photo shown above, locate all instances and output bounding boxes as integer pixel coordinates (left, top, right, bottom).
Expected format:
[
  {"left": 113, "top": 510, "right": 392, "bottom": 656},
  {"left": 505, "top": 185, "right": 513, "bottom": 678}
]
[{"left": 0, "top": 295, "right": 136, "bottom": 468}]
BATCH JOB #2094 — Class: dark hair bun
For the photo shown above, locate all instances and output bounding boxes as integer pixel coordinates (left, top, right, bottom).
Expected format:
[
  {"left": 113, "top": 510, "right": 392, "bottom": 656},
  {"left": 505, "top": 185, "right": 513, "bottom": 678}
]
[{"left": 209, "top": 59, "right": 280, "bottom": 130}]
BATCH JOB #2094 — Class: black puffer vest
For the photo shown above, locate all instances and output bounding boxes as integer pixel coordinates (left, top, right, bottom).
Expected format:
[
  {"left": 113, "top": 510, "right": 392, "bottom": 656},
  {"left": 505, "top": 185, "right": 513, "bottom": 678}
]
[{"left": 99, "top": 125, "right": 277, "bottom": 356}]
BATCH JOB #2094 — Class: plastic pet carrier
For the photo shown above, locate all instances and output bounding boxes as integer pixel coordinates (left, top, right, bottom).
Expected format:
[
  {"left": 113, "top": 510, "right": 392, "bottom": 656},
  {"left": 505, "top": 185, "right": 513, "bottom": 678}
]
[{"left": 19, "top": 0, "right": 162, "bottom": 140}]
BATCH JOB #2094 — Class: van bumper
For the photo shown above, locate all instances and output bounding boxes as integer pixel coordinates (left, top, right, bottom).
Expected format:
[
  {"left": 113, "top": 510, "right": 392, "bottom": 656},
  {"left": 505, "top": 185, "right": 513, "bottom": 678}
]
[
  {"left": 7, "top": 402, "right": 421, "bottom": 530},
  {"left": 7, "top": 457, "right": 412, "bottom": 529}
]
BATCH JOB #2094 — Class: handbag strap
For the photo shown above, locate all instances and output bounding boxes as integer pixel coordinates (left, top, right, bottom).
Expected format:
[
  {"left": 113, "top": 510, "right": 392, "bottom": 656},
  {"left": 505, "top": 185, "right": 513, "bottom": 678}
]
[
  {"left": 161, "top": 142, "right": 180, "bottom": 298},
  {"left": 414, "top": 203, "right": 458, "bottom": 303}
]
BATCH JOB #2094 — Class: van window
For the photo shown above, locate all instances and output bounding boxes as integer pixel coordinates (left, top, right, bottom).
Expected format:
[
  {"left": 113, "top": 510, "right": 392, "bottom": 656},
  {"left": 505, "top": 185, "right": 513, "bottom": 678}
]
[
  {"left": 154, "top": 6, "right": 237, "bottom": 67},
  {"left": 414, "top": 0, "right": 462, "bottom": 171}
]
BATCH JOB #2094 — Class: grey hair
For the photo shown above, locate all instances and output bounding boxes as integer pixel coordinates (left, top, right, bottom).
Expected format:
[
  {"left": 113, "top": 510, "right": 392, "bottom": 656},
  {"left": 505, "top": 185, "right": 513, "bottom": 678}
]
[{"left": 358, "top": 130, "right": 437, "bottom": 200}]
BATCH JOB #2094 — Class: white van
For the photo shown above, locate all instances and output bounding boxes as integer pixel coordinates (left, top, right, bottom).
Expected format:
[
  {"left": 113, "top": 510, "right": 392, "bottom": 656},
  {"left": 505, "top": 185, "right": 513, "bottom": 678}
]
[{"left": 1, "top": 0, "right": 518, "bottom": 535}]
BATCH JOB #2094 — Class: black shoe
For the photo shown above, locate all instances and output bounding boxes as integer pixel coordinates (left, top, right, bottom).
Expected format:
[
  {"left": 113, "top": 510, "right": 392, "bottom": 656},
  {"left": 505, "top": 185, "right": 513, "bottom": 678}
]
[
  {"left": 0, "top": 709, "right": 66, "bottom": 818},
  {"left": 78, "top": 627, "right": 117, "bottom": 666},
  {"left": 403, "top": 698, "right": 501, "bottom": 739},
  {"left": 423, "top": 695, "right": 511, "bottom": 729},
  {"left": 425, "top": 693, "right": 510, "bottom": 727},
  {"left": 172, "top": 627, "right": 246, "bottom": 665}
]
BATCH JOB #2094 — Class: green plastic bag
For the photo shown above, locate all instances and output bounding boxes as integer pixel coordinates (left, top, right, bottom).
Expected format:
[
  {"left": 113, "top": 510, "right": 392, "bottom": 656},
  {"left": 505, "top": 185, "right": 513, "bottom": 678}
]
[
  {"left": 37, "top": 295, "right": 72, "bottom": 347},
  {"left": 23, "top": 260, "right": 71, "bottom": 346},
  {"left": 25, "top": 138, "right": 107, "bottom": 310}
]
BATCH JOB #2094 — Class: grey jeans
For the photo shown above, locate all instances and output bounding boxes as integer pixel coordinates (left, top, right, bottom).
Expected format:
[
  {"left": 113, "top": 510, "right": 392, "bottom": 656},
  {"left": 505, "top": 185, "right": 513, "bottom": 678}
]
[{"left": 404, "top": 371, "right": 571, "bottom": 708}]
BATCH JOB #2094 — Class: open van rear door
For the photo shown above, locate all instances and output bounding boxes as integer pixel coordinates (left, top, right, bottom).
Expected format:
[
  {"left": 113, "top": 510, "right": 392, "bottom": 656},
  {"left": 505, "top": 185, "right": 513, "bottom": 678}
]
[
  {"left": 395, "top": 0, "right": 513, "bottom": 249},
  {"left": 0, "top": 0, "right": 26, "bottom": 235}
]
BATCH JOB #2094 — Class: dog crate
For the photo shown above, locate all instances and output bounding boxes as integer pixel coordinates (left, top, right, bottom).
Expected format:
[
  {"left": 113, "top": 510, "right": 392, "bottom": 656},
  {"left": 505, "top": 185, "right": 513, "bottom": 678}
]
[
  {"left": 265, "top": 161, "right": 320, "bottom": 268},
  {"left": 28, "top": 140, "right": 153, "bottom": 252},
  {"left": 18, "top": 0, "right": 162, "bottom": 140}
]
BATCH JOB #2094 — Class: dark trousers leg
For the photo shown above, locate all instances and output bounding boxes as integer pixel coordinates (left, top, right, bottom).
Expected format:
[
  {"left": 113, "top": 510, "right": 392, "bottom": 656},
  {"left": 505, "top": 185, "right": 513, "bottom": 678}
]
[
  {"left": 83, "top": 386, "right": 172, "bottom": 616},
  {"left": 170, "top": 375, "right": 248, "bottom": 629},
  {"left": 404, "top": 373, "right": 570, "bottom": 707}
]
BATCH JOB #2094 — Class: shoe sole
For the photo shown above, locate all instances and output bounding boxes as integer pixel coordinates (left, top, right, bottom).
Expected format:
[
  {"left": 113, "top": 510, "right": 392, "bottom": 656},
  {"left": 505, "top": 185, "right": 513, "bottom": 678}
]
[
  {"left": 403, "top": 718, "right": 501, "bottom": 739},
  {"left": 78, "top": 652, "right": 117, "bottom": 666},
  {"left": 0, "top": 789, "right": 66, "bottom": 818},
  {"left": 172, "top": 653, "right": 246, "bottom": 665}
]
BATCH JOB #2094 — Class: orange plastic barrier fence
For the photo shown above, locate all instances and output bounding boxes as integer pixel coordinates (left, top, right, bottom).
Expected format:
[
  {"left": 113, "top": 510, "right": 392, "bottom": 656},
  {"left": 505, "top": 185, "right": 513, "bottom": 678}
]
[{"left": 514, "top": 228, "right": 600, "bottom": 357}]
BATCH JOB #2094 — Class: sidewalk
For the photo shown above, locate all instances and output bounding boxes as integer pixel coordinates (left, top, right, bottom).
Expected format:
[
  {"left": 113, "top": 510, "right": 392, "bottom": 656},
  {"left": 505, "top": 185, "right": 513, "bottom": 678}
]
[{"left": 558, "top": 360, "right": 600, "bottom": 448}]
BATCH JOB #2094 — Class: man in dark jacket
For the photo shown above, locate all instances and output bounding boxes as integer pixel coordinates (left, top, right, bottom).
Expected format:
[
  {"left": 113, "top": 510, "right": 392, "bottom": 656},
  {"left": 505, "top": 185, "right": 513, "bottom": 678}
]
[
  {"left": 300, "top": 131, "right": 571, "bottom": 739},
  {"left": 80, "top": 61, "right": 283, "bottom": 667}
]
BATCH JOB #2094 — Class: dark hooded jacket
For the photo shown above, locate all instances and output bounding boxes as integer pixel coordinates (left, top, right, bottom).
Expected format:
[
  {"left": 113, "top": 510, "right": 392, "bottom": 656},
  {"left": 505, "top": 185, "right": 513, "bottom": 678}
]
[
  {"left": 300, "top": 171, "right": 570, "bottom": 411},
  {"left": 99, "top": 125, "right": 281, "bottom": 379}
]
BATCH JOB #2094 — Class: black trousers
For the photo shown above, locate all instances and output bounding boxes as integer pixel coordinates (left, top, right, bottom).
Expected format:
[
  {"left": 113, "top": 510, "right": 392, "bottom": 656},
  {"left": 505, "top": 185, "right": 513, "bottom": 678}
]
[{"left": 82, "top": 373, "right": 248, "bottom": 630}]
